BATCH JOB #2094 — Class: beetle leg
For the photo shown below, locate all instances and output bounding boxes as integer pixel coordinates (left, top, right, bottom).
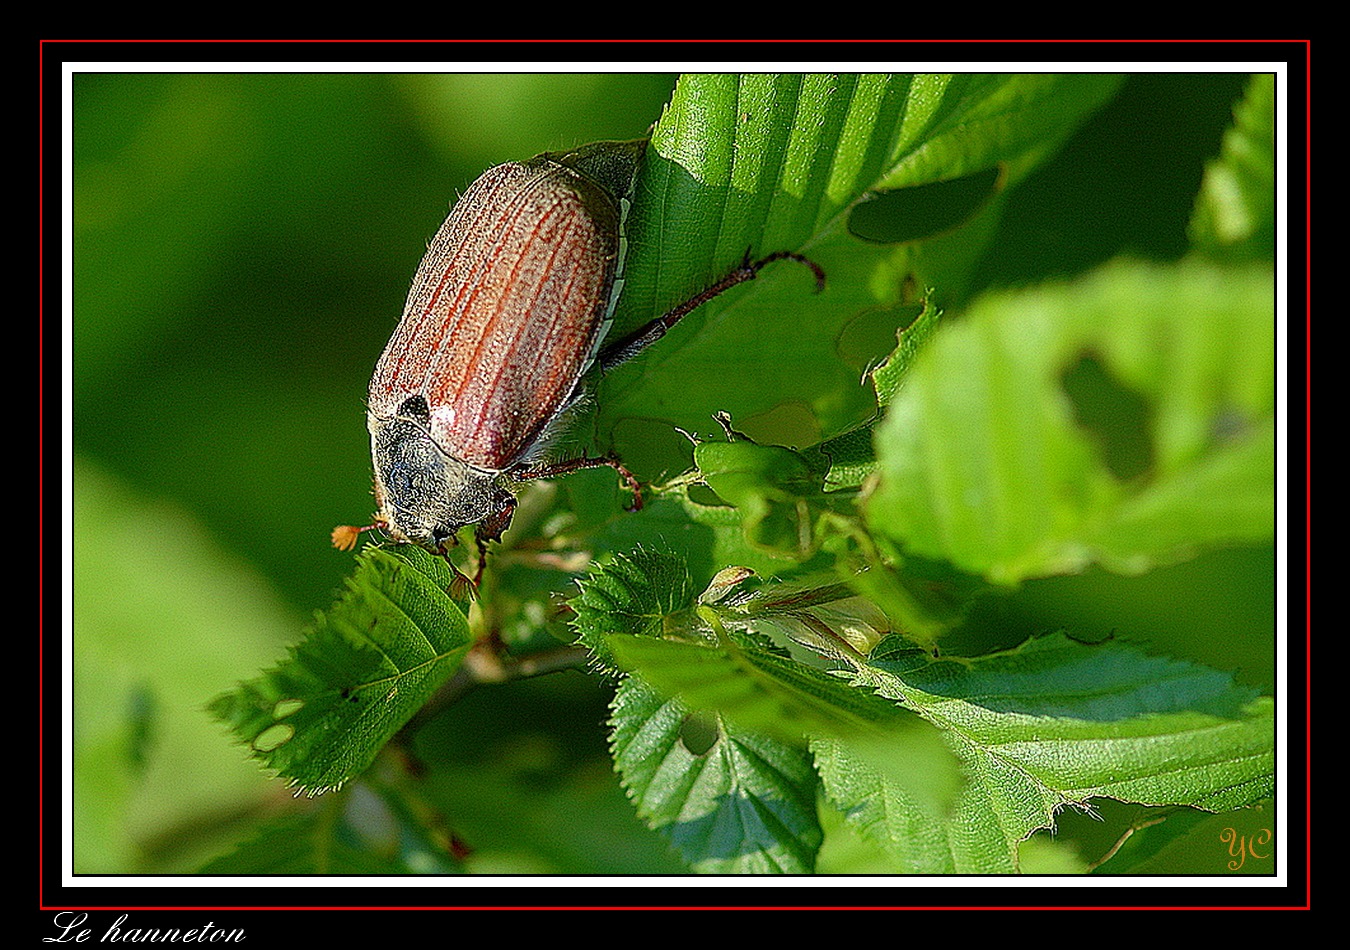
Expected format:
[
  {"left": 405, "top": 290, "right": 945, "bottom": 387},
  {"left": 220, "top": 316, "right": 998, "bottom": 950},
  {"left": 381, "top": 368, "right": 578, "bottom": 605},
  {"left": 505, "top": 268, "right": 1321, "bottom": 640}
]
[
  {"left": 515, "top": 453, "right": 644, "bottom": 512},
  {"left": 478, "top": 496, "right": 518, "bottom": 544},
  {"left": 423, "top": 531, "right": 478, "bottom": 598},
  {"left": 465, "top": 497, "right": 517, "bottom": 587},
  {"left": 471, "top": 535, "right": 490, "bottom": 589},
  {"left": 443, "top": 557, "right": 478, "bottom": 599},
  {"left": 597, "top": 249, "right": 825, "bottom": 373}
]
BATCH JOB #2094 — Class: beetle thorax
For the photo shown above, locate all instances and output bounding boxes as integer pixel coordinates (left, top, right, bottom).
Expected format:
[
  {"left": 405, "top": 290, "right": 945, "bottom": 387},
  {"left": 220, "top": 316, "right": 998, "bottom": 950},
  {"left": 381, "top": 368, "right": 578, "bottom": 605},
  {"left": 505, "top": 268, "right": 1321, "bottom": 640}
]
[{"left": 369, "top": 409, "right": 511, "bottom": 549}]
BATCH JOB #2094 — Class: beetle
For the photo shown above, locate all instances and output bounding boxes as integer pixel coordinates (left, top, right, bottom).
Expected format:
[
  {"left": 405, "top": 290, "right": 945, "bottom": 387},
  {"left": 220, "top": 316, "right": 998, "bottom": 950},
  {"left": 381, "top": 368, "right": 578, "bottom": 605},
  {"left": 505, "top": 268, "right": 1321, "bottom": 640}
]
[{"left": 333, "top": 139, "right": 824, "bottom": 584}]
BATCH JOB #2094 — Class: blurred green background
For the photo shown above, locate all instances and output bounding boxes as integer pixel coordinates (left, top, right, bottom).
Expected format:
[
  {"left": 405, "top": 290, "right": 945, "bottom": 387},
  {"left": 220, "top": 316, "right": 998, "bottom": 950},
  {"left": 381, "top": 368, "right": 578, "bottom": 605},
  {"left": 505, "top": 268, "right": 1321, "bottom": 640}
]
[
  {"left": 71, "top": 72, "right": 1275, "bottom": 875},
  {"left": 74, "top": 73, "right": 680, "bottom": 612}
]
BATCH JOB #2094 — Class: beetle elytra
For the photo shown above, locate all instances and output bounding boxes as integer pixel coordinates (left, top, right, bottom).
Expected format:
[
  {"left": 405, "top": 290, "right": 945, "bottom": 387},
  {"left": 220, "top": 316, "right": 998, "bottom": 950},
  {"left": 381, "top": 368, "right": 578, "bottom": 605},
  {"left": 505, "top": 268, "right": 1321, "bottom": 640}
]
[{"left": 334, "top": 139, "right": 824, "bottom": 585}]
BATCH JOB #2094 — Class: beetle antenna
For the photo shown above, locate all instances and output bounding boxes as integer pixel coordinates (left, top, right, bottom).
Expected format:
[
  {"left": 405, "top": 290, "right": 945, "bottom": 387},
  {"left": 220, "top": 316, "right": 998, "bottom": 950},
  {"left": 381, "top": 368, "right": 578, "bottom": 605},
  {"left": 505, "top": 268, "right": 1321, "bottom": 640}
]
[{"left": 331, "top": 521, "right": 384, "bottom": 551}]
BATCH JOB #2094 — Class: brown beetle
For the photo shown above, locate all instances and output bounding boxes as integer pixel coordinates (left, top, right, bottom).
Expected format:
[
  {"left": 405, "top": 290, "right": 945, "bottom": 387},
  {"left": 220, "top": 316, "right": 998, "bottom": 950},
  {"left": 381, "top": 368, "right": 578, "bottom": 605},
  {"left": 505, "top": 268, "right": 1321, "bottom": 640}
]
[{"left": 334, "top": 140, "right": 823, "bottom": 583}]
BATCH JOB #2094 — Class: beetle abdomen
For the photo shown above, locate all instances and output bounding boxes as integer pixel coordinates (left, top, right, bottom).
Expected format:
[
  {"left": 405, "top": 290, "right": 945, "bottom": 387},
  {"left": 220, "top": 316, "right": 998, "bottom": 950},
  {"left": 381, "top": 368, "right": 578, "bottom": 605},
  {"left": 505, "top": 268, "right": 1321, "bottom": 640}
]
[{"left": 370, "top": 159, "right": 621, "bottom": 473}]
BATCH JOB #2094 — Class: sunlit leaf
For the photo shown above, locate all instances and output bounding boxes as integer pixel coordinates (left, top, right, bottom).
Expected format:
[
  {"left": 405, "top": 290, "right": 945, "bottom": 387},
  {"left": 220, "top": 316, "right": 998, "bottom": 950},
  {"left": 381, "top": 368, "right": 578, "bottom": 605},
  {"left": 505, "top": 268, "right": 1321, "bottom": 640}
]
[{"left": 209, "top": 546, "right": 474, "bottom": 795}]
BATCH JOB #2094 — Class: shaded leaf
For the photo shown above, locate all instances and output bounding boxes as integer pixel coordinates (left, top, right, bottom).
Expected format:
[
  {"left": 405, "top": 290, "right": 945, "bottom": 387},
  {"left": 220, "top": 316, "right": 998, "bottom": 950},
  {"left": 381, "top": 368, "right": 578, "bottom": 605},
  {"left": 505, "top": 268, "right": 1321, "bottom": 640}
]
[
  {"left": 610, "top": 677, "right": 821, "bottom": 873},
  {"left": 820, "top": 633, "right": 1273, "bottom": 872},
  {"left": 576, "top": 554, "right": 965, "bottom": 863},
  {"left": 199, "top": 788, "right": 462, "bottom": 875}
]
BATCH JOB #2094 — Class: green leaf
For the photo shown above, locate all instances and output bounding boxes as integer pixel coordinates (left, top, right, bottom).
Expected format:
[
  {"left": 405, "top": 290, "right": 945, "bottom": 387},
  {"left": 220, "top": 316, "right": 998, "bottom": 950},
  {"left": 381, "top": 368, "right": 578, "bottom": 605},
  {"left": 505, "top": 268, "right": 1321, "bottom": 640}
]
[
  {"left": 588, "top": 486, "right": 832, "bottom": 592},
  {"left": 574, "top": 553, "right": 966, "bottom": 863},
  {"left": 209, "top": 545, "right": 474, "bottom": 794},
  {"left": 576, "top": 517, "right": 1271, "bottom": 875},
  {"left": 694, "top": 435, "right": 851, "bottom": 562},
  {"left": 1190, "top": 73, "right": 1275, "bottom": 258},
  {"left": 820, "top": 633, "right": 1273, "bottom": 873},
  {"left": 866, "top": 293, "right": 944, "bottom": 411},
  {"left": 610, "top": 677, "right": 822, "bottom": 874},
  {"left": 594, "top": 73, "right": 1121, "bottom": 478},
  {"left": 573, "top": 551, "right": 909, "bottom": 748},
  {"left": 569, "top": 547, "right": 699, "bottom": 669},
  {"left": 607, "top": 633, "right": 900, "bottom": 748},
  {"left": 834, "top": 552, "right": 983, "bottom": 653},
  {"left": 867, "top": 258, "right": 1275, "bottom": 584}
]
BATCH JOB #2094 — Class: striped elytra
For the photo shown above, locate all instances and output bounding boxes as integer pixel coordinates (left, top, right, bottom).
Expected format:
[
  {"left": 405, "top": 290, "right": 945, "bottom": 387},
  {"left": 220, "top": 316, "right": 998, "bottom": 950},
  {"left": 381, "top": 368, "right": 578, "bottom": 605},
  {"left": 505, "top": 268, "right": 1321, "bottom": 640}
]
[{"left": 335, "top": 138, "right": 824, "bottom": 587}]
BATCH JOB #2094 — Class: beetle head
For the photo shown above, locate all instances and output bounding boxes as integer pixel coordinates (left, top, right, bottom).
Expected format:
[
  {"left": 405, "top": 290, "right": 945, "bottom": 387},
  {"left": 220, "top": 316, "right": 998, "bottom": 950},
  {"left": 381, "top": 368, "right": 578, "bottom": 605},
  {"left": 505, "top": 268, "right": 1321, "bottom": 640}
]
[{"left": 369, "top": 397, "right": 516, "bottom": 550}]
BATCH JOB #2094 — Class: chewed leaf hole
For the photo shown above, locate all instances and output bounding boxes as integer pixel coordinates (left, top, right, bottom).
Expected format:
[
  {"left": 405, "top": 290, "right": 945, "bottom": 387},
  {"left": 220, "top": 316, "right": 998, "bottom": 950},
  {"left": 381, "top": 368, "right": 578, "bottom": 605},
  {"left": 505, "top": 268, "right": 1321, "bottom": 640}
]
[
  {"left": 272, "top": 698, "right": 304, "bottom": 719},
  {"left": 678, "top": 712, "right": 720, "bottom": 756},
  {"left": 1060, "top": 352, "right": 1154, "bottom": 482},
  {"left": 252, "top": 723, "right": 295, "bottom": 753},
  {"left": 847, "top": 166, "right": 1003, "bottom": 244}
]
